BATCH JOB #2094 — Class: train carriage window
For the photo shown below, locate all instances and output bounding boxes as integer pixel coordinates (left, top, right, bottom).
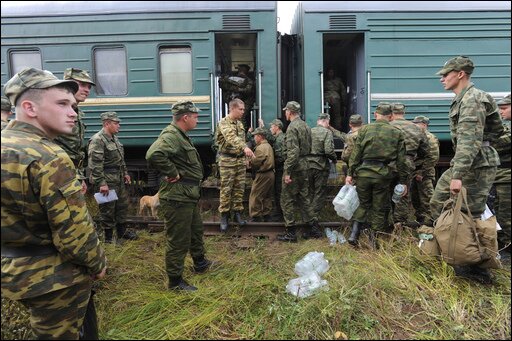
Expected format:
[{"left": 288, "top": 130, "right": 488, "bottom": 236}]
[
  {"left": 93, "top": 47, "right": 128, "bottom": 96},
  {"left": 160, "top": 47, "right": 192, "bottom": 93},
  {"left": 9, "top": 50, "right": 42, "bottom": 76}
]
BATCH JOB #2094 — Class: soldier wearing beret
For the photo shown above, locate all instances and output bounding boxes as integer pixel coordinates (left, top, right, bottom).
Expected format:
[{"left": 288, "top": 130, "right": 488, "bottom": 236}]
[
  {"left": 1, "top": 95, "right": 13, "bottom": 130},
  {"left": 88, "top": 111, "right": 138, "bottom": 243},
  {"left": 492, "top": 94, "right": 511, "bottom": 262},
  {"left": 54, "top": 68, "right": 95, "bottom": 193},
  {"left": 248, "top": 127, "right": 275, "bottom": 222},
  {"left": 146, "top": 101, "right": 216, "bottom": 291},
  {"left": 277, "top": 101, "right": 320, "bottom": 242},
  {"left": 430, "top": 56, "right": 504, "bottom": 282},
  {"left": 410, "top": 115, "right": 440, "bottom": 225},
  {"left": 1, "top": 67, "right": 106, "bottom": 339},
  {"left": 307, "top": 113, "right": 337, "bottom": 237},
  {"left": 345, "top": 102, "right": 408, "bottom": 248}
]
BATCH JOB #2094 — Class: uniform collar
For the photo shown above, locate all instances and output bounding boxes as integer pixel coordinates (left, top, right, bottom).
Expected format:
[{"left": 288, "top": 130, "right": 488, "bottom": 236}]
[{"left": 4, "top": 120, "right": 48, "bottom": 138}]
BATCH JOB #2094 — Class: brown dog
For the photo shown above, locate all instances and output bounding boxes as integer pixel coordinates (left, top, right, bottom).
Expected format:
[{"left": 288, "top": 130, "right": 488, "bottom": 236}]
[{"left": 138, "top": 193, "right": 160, "bottom": 217}]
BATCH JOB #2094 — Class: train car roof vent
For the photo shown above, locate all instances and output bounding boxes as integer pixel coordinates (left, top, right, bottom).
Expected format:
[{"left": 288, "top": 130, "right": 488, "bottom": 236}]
[
  {"left": 223, "top": 15, "right": 251, "bottom": 30},
  {"left": 329, "top": 15, "right": 356, "bottom": 30}
]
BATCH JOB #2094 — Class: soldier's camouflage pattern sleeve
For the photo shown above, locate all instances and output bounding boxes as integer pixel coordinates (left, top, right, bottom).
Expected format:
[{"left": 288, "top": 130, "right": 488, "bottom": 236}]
[
  {"left": 283, "top": 123, "right": 299, "bottom": 173},
  {"left": 396, "top": 132, "right": 408, "bottom": 184},
  {"left": 88, "top": 133, "right": 107, "bottom": 186},
  {"left": 323, "top": 128, "right": 337, "bottom": 162},
  {"left": 492, "top": 124, "right": 511, "bottom": 157},
  {"left": 218, "top": 118, "right": 247, "bottom": 154},
  {"left": 146, "top": 126, "right": 179, "bottom": 178},
  {"left": 416, "top": 131, "right": 435, "bottom": 176},
  {"left": 348, "top": 126, "right": 365, "bottom": 176},
  {"left": 341, "top": 133, "right": 355, "bottom": 163}
]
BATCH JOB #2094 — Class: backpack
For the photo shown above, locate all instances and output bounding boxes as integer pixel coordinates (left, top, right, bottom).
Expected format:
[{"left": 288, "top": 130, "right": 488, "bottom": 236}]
[{"left": 433, "top": 187, "right": 501, "bottom": 269}]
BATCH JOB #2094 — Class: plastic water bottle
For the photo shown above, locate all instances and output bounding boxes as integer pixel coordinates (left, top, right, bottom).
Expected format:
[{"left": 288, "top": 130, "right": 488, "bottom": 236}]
[
  {"left": 336, "top": 231, "right": 347, "bottom": 244},
  {"left": 325, "top": 228, "right": 337, "bottom": 245},
  {"left": 392, "top": 184, "right": 406, "bottom": 203}
]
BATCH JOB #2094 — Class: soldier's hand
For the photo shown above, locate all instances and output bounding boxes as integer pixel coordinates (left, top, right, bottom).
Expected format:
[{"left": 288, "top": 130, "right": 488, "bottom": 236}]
[
  {"left": 284, "top": 175, "right": 292, "bottom": 184},
  {"left": 124, "top": 174, "right": 131, "bottom": 185},
  {"left": 165, "top": 174, "right": 180, "bottom": 183},
  {"left": 258, "top": 118, "right": 265, "bottom": 128},
  {"left": 345, "top": 176, "right": 353, "bottom": 185},
  {"left": 415, "top": 174, "right": 423, "bottom": 182},
  {"left": 100, "top": 185, "right": 109, "bottom": 196},
  {"left": 248, "top": 127, "right": 254, "bottom": 133},
  {"left": 92, "top": 267, "right": 107, "bottom": 281},
  {"left": 450, "top": 179, "right": 462, "bottom": 195},
  {"left": 244, "top": 147, "right": 255, "bottom": 158},
  {"left": 81, "top": 180, "right": 87, "bottom": 194},
  {"left": 401, "top": 184, "right": 408, "bottom": 197}
]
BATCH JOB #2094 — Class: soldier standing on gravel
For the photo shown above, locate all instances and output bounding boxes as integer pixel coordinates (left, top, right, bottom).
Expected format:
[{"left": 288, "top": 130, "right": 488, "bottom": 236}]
[{"left": 146, "top": 100, "right": 216, "bottom": 291}]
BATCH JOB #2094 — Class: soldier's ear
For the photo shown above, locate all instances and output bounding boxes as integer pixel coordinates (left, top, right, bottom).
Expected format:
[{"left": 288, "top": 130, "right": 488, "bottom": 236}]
[{"left": 20, "top": 99, "right": 38, "bottom": 118}]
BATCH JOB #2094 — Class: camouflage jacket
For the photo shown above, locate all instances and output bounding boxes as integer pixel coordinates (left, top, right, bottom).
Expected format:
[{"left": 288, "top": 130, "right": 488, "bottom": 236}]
[
  {"left": 420, "top": 131, "right": 440, "bottom": 178},
  {"left": 449, "top": 83, "right": 503, "bottom": 179},
  {"left": 390, "top": 118, "right": 432, "bottom": 173},
  {"left": 324, "top": 78, "right": 347, "bottom": 105},
  {"left": 1, "top": 119, "right": 8, "bottom": 130},
  {"left": 88, "top": 128, "right": 128, "bottom": 187},
  {"left": 1, "top": 121, "right": 106, "bottom": 300},
  {"left": 252, "top": 140, "right": 274, "bottom": 173},
  {"left": 341, "top": 129, "right": 359, "bottom": 164},
  {"left": 219, "top": 75, "right": 255, "bottom": 104},
  {"left": 492, "top": 121, "right": 511, "bottom": 184},
  {"left": 270, "top": 131, "right": 286, "bottom": 170},
  {"left": 348, "top": 119, "right": 408, "bottom": 183},
  {"left": 284, "top": 117, "right": 311, "bottom": 174},
  {"left": 329, "top": 126, "right": 347, "bottom": 143},
  {"left": 54, "top": 106, "right": 87, "bottom": 179},
  {"left": 216, "top": 115, "right": 247, "bottom": 167},
  {"left": 146, "top": 122, "right": 203, "bottom": 202},
  {"left": 308, "top": 125, "right": 337, "bottom": 170}
]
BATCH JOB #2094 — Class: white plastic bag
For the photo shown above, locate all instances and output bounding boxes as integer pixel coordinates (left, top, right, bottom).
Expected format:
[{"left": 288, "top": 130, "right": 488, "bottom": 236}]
[
  {"left": 294, "top": 251, "right": 330, "bottom": 276},
  {"left": 332, "top": 184, "right": 359, "bottom": 220},
  {"left": 286, "top": 272, "right": 328, "bottom": 298}
]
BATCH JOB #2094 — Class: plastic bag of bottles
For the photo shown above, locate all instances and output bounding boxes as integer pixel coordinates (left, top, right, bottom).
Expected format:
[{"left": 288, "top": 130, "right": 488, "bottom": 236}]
[
  {"left": 332, "top": 184, "right": 359, "bottom": 220},
  {"left": 324, "top": 228, "right": 346, "bottom": 246},
  {"left": 285, "top": 271, "right": 328, "bottom": 298},
  {"left": 294, "top": 251, "right": 330, "bottom": 276}
]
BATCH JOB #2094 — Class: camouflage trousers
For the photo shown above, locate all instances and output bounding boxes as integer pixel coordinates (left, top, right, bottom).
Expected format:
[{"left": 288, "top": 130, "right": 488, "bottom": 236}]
[
  {"left": 273, "top": 167, "right": 284, "bottom": 217},
  {"left": 494, "top": 167, "right": 511, "bottom": 248},
  {"left": 95, "top": 180, "right": 128, "bottom": 231},
  {"left": 410, "top": 176, "right": 435, "bottom": 223},
  {"left": 280, "top": 170, "right": 315, "bottom": 227},
  {"left": 249, "top": 171, "right": 274, "bottom": 218},
  {"left": 160, "top": 199, "right": 206, "bottom": 278},
  {"left": 219, "top": 163, "right": 246, "bottom": 213},
  {"left": 19, "top": 279, "right": 92, "bottom": 340},
  {"left": 430, "top": 166, "right": 497, "bottom": 220},
  {"left": 353, "top": 177, "right": 393, "bottom": 231},
  {"left": 309, "top": 168, "right": 330, "bottom": 218}
]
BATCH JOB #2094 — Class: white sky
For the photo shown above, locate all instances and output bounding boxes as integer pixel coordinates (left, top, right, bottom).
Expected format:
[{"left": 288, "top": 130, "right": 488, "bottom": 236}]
[{"left": 277, "top": 1, "right": 299, "bottom": 34}]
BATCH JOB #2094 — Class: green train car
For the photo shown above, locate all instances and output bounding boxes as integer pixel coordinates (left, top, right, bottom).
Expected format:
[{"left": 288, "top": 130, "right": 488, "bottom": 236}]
[
  {"left": 1, "top": 1, "right": 280, "bottom": 177},
  {"left": 290, "top": 1, "right": 511, "bottom": 150}
]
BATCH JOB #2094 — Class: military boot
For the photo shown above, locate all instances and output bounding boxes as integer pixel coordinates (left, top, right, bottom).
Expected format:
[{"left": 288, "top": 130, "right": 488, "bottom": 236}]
[
  {"left": 168, "top": 276, "right": 197, "bottom": 291},
  {"left": 277, "top": 227, "right": 297, "bottom": 243},
  {"left": 116, "top": 224, "right": 138, "bottom": 240},
  {"left": 192, "top": 255, "right": 217, "bottom": 274},
  {"left": 309, "top": 221, "right": 323, "bottom": 239},
  {"left": 348, "top": 221, "right": 362, "bottom": 246},
  {"left": 104, "top": 229, "right": 113, "bottom": 244},
  {"left": 220, "top": 212, "right": 229, "bottom": 233},
  {"left": 234, "top": 211, "right": 247, "bottom": 226}
]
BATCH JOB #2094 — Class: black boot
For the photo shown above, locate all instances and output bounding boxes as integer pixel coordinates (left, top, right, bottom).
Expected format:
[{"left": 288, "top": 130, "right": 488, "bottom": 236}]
[
  {"left": 309, "top": 221, "right": 323, "bottom": 239},
  {"left": 104, "top": 229, "right": 113, "bottom": 244},
  {"left": 348, "top": 221, "right": 362, "bottom": 246},
  {"left": 220, "top": 212, "right": 229, "bottom": 233},
  {"left": 168, "top": 276, "right": 197, "bottom": 291},
  {"left": 234, "top": 211, "right": 247, "bottom": 226},
  {"left": 116, "top": 224, "right": 138, "bottom": 240},
  {"left": 192, "top": 255, "right": 216, "bottom": 274},
  {"left": 277, "top": 227, "right": 297, "bottom": 243}
]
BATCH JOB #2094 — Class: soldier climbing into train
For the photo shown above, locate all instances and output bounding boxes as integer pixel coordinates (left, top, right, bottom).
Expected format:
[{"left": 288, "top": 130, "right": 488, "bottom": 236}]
[{"left": 219, "top": 64, "right": 255, "bottom": 130}]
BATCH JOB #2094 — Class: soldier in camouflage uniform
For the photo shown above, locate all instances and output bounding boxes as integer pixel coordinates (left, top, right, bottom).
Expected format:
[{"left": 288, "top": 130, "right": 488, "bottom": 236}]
[
  {"left": 410, "top": 116, "right": 440, "bottom": 224},
  {"left": 88, "top": 112, "right": 137, "bottom": 243},
  {"left": 1, "top": 67, "right": 106, "bottom": 339},
  {"left": 493, "top": 94, "right": 511, "bottom": 261},
  {"left": 324, "top": 68, "right": 348, "bottom": 130},
  {"left": 308, "top": 113, "right": 337, "bottom": 224},
  {"left": 219, "top": 64, "right": 255, "bottom": 129},
  {"left": 390, "top": 103, "right": 433, "bottom": 226},
  {"left": 1, "top": 95, "right": 13, "bottom": 130},
  {"left": 269, "top": 118, "right": 286, "bottom": 221},
  {"left": 146, "top": 101, "right": 216, "bottom": 291},
  {"left": 340, "top": 114, "right": 364, "bottom": 165},
  {"left": 248, "top": 127, "right": 275, "bottom": 222},
  {"left": 277, "top": 101, "right": 321, "bottom": 242},
  {"left": 430, "top": 56, "right": 504, "bottom": 283},
  {"left": 345, "top": 102, "right": 408, "bottom": 247},
  {"left": 54, "top": 68, "right": 95, "bottom": 194},
  {"left": 215, "top": 98, "right": 255, "bottom": 232}
]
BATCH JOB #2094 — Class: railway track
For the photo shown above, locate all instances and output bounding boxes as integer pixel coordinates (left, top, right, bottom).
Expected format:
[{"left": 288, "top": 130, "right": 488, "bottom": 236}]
[{"left": 125, "top": 216, "right": 346, "bottom": 240}]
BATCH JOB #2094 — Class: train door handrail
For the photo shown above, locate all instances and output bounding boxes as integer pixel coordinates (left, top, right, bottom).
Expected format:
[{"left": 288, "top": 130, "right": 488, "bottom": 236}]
[
  {"left": 320, "top": 71, "right": 325, "bottom": 113},
  {"left": 367, "top": 70, "right": 371, "bottom": 124},
  {"left": 258, "top": 70, "right": 263, "bottom": 122}
]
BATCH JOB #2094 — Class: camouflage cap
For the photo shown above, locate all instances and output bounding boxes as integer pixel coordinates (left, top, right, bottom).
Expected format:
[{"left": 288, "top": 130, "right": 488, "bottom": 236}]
[
  {"left": 171, "top": 100, "right": 200, "bottom": 115},
  {"left": 270, "top": 119, "right": 283, "bottom": 129},
  {"left": 100, "top": 111, "right": 121, "bottom": 122},
  {"left": 392, "top": 103, "right": 406, "bottom": 114},
  {"left": 282, "top": 101, "right": 300, "bottom": 113},
  {"left": 375, "top": 102, "right": 393, "bottom": 116},
  {"left": 413, "top": 115, "right": 430, "bottom": 124},
  {"left": 318, "top": 112, "right": 330, "bottom": 120},
  {"left": 252, "top": 127, "right": 267, "bottom": 136},
  {"left": 63, "top": 67, "right": 95, "bottom": 85},
  {"left": 497, "top": 93, "right": 511, "bottom": 106},
  {"left": 349, "top": 114, "right": 363, "bottom": 125},
  {"left": 1, "top": 96, "right": 11, "bottom": 111},
  {"left": 237, "top": 64, "right": 251, "bottom": 71},
  {"left": 4, "top": 67, "right": 78, "bottom": 106},
  {"left": 436, "top": 56, "right": 474, "bottom": 75}
]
